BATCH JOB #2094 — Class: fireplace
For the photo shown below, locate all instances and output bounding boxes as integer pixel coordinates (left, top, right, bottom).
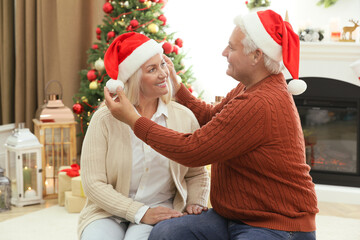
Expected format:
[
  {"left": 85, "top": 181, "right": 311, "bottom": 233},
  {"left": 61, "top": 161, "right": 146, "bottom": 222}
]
[{"left": 291, "top": 77, "right": 360, "bottom": 187}]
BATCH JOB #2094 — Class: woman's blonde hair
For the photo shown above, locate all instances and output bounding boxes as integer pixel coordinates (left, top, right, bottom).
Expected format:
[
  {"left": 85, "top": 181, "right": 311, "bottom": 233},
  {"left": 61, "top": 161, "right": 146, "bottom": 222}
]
[{"left": 125, "top": 65, "right": 173, "bottom": 106}]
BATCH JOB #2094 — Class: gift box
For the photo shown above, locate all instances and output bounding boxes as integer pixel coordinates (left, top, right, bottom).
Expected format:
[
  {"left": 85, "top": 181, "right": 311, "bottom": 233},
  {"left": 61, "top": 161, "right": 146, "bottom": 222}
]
[
  {"left": 64, "top": 191, "right": 86, "bottom": 213},
  {"left": 58, "top": 166, "right": 72, "bottom": 206},
  {"left": 71, "top": 176, "right": 85, "bottom": 197}
]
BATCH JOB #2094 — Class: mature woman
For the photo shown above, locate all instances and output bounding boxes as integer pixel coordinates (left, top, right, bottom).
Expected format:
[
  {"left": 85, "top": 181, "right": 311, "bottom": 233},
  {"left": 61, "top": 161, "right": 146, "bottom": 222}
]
[{"left": 78, "top": 33, "right": 210, "bottom": 240}]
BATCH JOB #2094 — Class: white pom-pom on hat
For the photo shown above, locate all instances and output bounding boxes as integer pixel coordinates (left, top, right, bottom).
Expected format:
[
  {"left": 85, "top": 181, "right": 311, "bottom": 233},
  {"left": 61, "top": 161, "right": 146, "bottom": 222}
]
[
  {"left": 106, "top": 79, "right": 124, "bottom": 94},
  {"left": 287, "top": 79, "right": 307, "bottom": 95}
]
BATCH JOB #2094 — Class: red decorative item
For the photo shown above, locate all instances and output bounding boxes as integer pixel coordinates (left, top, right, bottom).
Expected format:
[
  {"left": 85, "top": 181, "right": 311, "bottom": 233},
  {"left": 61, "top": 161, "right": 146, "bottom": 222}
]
[
  {"left": 162, "top": 42, "right": 173, "bottom": 54},
  {"left": 172, "top": 45, "right": 179, "bottom": 54},
  {"left": 87, "top": 69, "right": 98, "bottom": 81},
  {"left": 103, "top": 2, "right": 114, "bottom": 14},
  {"left": 130, "top": 19, "right": 139, "bottom": 28},
  {"left": 72, "top": 103, "right": 84, "bottom": 115},
  {"left": 245, "top": 1, "right": 249, "bottom": 4},
  {"left": 139, "top": 0, "right": 146, "bottom": 3},
  {"left": 59, "top": 164, "right": 81, "bottom": 177},
  {"left": 96, "top": 27, "right": 101, "bottom": 35},
  {"left": 126, "top": 25, "right": 133, "bottom": 31},
  {"left": 96, "top": 34, "right": 101, "bottom": 40},
  {"left": 158, "top": 0, "right": 167, "bottom": 8},
  {"left": 158, "top": 15, "right": 167, "bottom": 26},
  {"left": 107, "top": 31, "right": 116, "bottom": 41},
  {"left": 187, "top": 86, "right": 194, "bottom": 93},
  {"left": 92, "top": 44, "right": 99, "bottom": 50},
  {"left": 151, "top": 0, "right": 159, "bottom": 2},
  {"left": 175, "top": 38, "right": 183, "bottom": 48}
]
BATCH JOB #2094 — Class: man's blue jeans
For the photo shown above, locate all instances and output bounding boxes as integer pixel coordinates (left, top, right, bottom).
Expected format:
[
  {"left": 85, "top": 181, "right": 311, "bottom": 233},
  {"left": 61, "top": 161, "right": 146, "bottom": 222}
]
[{"left": 148, "top": 209, "right": 316, "bottom": 240}]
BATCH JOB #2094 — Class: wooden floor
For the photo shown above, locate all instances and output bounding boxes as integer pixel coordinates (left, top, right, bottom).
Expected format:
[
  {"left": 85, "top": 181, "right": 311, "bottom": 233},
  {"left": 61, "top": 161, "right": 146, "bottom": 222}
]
[{"left": 1, "top": 199, "right": 360, "bottom": 223}]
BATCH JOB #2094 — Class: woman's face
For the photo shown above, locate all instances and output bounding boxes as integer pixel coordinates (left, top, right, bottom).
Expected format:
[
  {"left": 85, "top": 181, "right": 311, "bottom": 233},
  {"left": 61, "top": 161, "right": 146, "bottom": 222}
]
[{"left": 140, "top": 54, "right": 169, "bottom": 100}]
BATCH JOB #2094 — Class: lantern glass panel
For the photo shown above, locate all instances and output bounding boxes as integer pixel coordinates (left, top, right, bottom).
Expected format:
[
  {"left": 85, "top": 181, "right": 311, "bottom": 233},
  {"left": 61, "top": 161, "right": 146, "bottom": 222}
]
[
  {"left": 0, "top": 169, "right": 11, "bottom": 212},
  {"left": 22, "top": 152, "right": 38, "bottom": 196},
  {"left": 8, "top": 151, "right": 17, "bottom": 197},
  {"left": 63, "top": 128, "right": 70, "bottom": 142}
]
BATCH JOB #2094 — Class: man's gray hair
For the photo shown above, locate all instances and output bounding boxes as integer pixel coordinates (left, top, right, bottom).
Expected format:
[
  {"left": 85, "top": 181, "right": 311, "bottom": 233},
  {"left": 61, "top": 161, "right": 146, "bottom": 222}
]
[{"left": 235, "top": 17, "right": 284, "bottom": 74}]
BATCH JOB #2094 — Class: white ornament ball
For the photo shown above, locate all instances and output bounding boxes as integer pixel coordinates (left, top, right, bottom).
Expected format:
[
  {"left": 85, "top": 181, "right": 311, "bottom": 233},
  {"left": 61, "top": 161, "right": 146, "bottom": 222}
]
[
  {"left": 94, "top": 58, "right": 105, "bottom": 71},
  {"left": 106, "top": 79, "right": 124, "bottom": 94},
  {"left": 287, "top": 79, "right": 307, "bottom": 95},
  {"left": 124, "top": 1, "right": 129, "bottom": 8}
]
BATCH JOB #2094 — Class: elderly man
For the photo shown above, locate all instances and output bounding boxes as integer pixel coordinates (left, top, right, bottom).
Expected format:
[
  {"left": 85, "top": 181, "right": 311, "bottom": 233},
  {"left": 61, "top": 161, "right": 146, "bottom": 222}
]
[{"left": 104, "top": 10, "right": 318, "bottom": 240}]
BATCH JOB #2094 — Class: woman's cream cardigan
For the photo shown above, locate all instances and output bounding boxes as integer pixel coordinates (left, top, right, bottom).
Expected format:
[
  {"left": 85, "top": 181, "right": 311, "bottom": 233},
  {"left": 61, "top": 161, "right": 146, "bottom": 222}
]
[{"left": 78, "top": 101, "right": 210, "bottom": 238}]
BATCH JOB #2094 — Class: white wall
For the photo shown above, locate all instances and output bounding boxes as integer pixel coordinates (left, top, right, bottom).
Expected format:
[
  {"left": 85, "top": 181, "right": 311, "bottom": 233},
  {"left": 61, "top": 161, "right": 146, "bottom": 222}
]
[{"left": 165, "top": 0, "right": 360, "bottom": 102}]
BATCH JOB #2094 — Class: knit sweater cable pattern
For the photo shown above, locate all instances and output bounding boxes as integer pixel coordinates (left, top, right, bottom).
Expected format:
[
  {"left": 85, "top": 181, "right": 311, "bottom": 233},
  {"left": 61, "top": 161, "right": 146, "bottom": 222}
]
[{"left": 134, "top": 74, "right": 319, "bottom": 232}]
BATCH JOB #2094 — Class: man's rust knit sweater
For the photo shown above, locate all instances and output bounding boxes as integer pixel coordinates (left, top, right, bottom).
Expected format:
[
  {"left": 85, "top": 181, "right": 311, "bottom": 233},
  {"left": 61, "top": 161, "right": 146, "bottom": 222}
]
[{"left": 134, "top": 74, "right": 318, "bottom": 232}]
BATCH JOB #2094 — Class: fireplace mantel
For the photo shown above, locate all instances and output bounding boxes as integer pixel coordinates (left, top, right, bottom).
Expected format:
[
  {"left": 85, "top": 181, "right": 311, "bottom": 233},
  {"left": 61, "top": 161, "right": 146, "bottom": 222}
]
[{"left": 283, "top": 42, "right": 360, "bottom": 87}]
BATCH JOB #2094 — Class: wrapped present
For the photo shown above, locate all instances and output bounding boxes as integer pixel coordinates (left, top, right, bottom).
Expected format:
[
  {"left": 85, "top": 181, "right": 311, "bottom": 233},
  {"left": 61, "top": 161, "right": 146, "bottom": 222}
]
[
  {"left": 58, "top": 166, "right": 71, "bottom": 206},
  {"left": 64, "top": 191, "right": 86, "bottom": 213},
  {"left": 71, "top": 176, "right": 85, "bottom": 197},
  {"left": 58, "top": 164, "right": 81, "bottom": 206}
]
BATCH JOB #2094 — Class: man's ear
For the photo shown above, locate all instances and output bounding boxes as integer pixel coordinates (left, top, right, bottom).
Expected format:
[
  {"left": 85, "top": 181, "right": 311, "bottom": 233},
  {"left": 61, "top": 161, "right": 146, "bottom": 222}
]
[{"left": 253, "top": 49, "right": 264, "bottom": 65}]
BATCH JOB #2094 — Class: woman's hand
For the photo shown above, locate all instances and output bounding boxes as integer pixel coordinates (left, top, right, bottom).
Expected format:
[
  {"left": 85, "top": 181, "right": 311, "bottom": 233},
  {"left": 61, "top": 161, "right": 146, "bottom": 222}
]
[
  {"left": 140, "top": 206, "right": 183, "bottom": 225},
  {"left": 163, "top": 55, "right": 181, "bottom": 94},
  {"left": 185, "top": 204, "right": 208, "bottom": 215},
  {"left": 104, "top": 87, "right": 140, "bottom": 129}
]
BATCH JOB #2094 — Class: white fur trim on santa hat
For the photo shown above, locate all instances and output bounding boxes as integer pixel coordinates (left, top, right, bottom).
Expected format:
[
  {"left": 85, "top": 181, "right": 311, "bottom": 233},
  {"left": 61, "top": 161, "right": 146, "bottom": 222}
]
[
  {"left": 106, "top": 79, "right": 125, "bottom": 94},
  {"left": 117, "top": 39, "right": 163, "bottom": 83},
  {"left": 235, "top": 14, "right": 282, "bottom": 62},
  {"left": 287, "top": 79, "right": 307, "bottom": 95}
]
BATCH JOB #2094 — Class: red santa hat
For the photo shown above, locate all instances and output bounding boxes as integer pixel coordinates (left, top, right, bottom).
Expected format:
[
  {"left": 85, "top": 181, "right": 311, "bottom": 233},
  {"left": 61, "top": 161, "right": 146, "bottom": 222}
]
[
  {"left": 234, "top": 10, "right": 307, "bottom": 95},
  {"left": 104, "top": 32, "right": 163, "bottom": 93}
]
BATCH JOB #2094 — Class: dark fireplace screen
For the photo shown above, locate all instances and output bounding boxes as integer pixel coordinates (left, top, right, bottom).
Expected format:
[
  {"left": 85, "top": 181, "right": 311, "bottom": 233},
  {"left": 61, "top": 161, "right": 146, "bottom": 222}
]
[
  {"left": 296, "top": 100, "right": 358, "bottom": 174},
  {"left": 290, "top": 77, "right": 360, "bottom": 187}
]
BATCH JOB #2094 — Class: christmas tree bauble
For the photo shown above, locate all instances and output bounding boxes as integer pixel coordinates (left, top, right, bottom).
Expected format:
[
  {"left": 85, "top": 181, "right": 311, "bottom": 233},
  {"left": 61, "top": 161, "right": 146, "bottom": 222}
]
[
  {"left": 158, "top": 15, "right": 167, "bottom": 26},
  {"left": 73, "top": 103, "right": 84, "bottom": 114},
  {"left": 94, "top": 58, "right": 105, "bottom": 71},
  {"left": 103, "top": 2, "right": 114, "bottom": 14},
  {"left": 172, "top": 45, "right": 179, "bottom": 54},
  {"left": 148, "top": 23, "right": 159, "bottom": 33},
  {"left": 81, "top": 96, "right": 88, "bottom": 103},
  {"left": 162, "top": 42, "right": 173, "bottom": 54},
  {"left": 124, "top": 1, "right": 129, "bottom": 8},
  {"left": 92, "top": 44, "right": 99, "bottom": 50},
  {"left": 87, "top": 69, "right": 98, "bottom": 81},
  {"left": 145, "top": 1, "right": 152, "bottom": 8},
  {"left": 89, "top": 81, "right": 98, "bottom": 90},
  {"left": 175, "top": 38, "right": 183, "bottom": 48},
  {"left": 107, "top": 31, "right": 116, "bottom": 41},
  {"left": 139, "top": 0, "right": 146, "bottom": 3},
  {"left": 96, "top": 35, "right": 101, "bottom": 40},
  {"left": 130, "top": 19, "right": 139, "bottom": 28},
  {"left": 96, "top": 27, "right": 101, "bottom": 35}
]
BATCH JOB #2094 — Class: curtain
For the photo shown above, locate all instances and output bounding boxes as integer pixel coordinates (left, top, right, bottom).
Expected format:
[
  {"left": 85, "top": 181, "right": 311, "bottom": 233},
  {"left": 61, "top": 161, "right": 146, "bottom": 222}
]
[
  {"left": 0, "top": 0, "right": 15, "bottom": 124},
  {"left": 0, "top": 0, "right": 104, "bottom": 130}
]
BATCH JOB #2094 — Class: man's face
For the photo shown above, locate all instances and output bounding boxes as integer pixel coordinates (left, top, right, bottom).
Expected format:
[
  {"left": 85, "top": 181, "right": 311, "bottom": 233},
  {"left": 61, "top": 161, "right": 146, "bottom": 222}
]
[{"left": 222, "top": 26, "right": 253, "bottom": 81}]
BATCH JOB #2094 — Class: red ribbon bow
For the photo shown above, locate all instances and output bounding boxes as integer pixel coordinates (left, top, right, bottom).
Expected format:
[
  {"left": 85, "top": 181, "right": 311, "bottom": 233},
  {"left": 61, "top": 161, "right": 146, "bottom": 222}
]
[{"left": 59, "top": 164, "right": 80, "bottom": 177}]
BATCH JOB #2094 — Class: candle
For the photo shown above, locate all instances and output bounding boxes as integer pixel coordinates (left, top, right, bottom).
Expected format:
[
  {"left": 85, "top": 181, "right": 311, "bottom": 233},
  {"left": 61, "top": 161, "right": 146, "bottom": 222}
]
[
  {"left": 45, "top": 165, "right": 54, "bottom": 178},
  {"left": 25, "top": 187, "right": 36, "bottom": 198},
  {"left": 45, "top": 180, "right": 54, "bottom": 194},
  {"left": 23, "top": 167, "right": 32, "bottom": 192}
]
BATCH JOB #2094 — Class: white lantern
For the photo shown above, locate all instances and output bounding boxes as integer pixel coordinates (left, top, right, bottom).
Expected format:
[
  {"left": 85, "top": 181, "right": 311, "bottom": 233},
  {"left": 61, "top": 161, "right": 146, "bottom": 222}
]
[{"left": 4, "top": 123, "right": 44, "bottom": 207}]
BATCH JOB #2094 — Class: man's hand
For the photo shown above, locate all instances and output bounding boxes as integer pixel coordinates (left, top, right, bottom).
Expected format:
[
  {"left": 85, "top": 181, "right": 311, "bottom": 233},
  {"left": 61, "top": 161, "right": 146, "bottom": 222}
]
[
  {"left": 185, "top": 204, "right": 208, "bottom": 215},
  {"left": 140, "top": 206, "right": 183, "bottom": 225},
  {"left": 163, "top": 55, "right": 181, "bottom": 94},
  {"left": 104, "top": 87, "right": 140, "bottom": 129}
]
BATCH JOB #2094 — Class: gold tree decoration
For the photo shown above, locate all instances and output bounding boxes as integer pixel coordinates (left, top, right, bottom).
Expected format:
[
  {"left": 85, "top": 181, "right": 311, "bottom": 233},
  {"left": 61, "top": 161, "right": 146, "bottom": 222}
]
[{"left": 245, "top": 0, "right": 271, "bottom": 10}]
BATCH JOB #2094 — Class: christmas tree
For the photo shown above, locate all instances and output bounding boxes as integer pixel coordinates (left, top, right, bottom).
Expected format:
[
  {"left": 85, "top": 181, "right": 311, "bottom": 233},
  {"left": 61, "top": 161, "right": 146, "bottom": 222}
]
[{"left": 73, "top": 0, "right": 198, "bottom": 136}]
